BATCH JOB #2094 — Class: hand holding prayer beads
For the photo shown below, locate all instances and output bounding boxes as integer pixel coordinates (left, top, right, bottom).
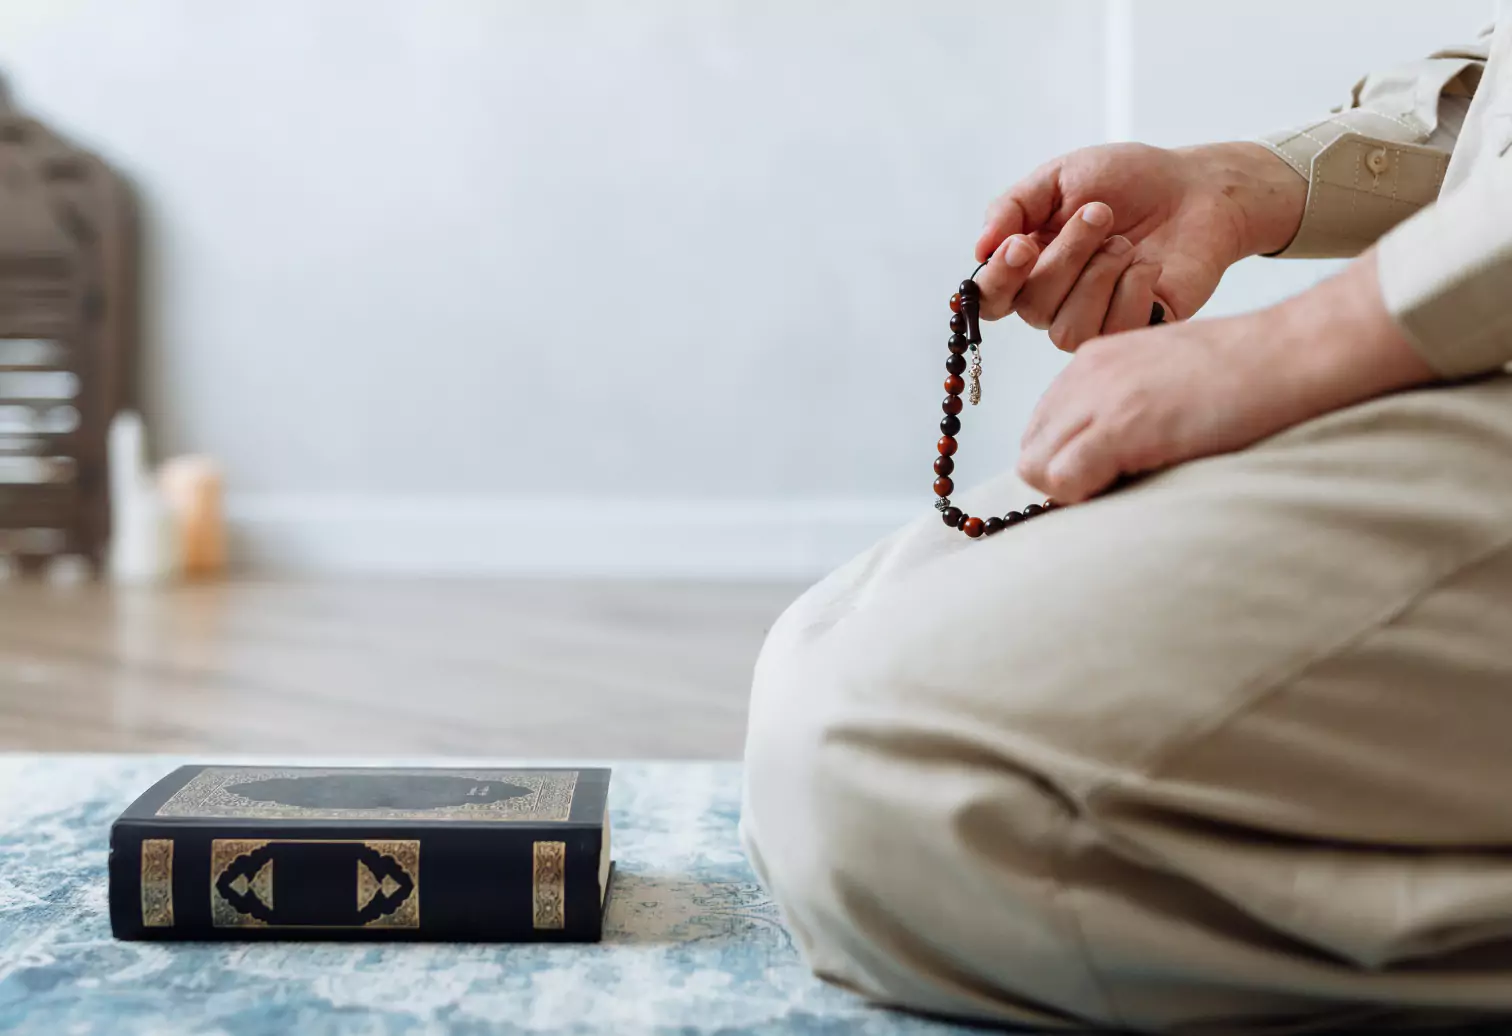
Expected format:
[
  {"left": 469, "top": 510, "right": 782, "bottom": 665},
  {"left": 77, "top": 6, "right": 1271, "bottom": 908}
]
[{"left": 934, "top": 273, "right": 1058, "bottom": 538}]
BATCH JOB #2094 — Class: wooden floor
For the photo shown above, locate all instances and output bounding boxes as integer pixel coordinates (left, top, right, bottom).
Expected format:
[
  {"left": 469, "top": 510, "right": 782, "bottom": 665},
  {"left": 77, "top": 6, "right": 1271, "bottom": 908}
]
[{"left": 0, "top": 578, "right": 802, "bottom": 758}]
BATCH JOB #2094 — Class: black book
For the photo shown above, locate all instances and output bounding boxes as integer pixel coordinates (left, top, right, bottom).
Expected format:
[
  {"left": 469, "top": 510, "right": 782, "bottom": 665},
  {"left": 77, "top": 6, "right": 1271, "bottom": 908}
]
[{"left": 109, "top": 765, "right": 613, "bottom": 941}]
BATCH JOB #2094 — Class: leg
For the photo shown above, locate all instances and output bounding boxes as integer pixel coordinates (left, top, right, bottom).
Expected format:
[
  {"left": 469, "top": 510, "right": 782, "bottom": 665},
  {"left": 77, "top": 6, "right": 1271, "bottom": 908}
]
[{"left": 742, "top": 374, "right": 1512, "bottom": 1033}]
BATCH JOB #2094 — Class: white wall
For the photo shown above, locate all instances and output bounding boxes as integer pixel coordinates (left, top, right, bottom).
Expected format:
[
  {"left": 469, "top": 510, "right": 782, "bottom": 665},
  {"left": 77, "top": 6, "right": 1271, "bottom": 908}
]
[{"left": 0, "top": 0, "right": 1492, "bottom": 576}]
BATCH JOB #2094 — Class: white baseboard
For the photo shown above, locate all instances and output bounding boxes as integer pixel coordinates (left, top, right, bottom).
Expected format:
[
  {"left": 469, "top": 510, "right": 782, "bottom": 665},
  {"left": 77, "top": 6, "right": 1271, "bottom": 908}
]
[{"left": 224, "top": 494, "right": 925, "bottom": 579}]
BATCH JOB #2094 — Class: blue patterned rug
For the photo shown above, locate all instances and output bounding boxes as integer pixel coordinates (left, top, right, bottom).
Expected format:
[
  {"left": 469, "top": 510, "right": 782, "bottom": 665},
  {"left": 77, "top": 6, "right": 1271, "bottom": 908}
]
[{"left": 0, "top": 754, "right": 974, "bottom": 1036}]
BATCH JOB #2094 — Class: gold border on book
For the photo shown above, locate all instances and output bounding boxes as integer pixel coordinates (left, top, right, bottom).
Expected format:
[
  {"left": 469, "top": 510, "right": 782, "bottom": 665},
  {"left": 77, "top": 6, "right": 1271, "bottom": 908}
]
[
  {"left": 533, "top": 840, "right": 567, "bottom": 930},
  {"left": 210, "top": 838, "right": 421, "bottom": 929},
  {"left": 158, "top": 768, "right": 579, "bottom": 822},
  {"left": 140, "top": 839, "right": 174, "bottom": 928}
]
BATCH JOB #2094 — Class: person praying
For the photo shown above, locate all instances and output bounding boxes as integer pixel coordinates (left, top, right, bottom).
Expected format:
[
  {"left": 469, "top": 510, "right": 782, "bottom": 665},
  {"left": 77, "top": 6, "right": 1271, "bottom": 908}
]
[{"left": 742, "top": 15, "right": 1512, "bottom": 1034}]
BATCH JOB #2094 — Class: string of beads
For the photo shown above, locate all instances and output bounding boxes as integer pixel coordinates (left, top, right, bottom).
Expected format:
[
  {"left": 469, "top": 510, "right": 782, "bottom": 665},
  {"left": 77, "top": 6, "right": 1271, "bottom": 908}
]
[{"left": 933, "top": 273, "right": 1057, "bottom": 538}]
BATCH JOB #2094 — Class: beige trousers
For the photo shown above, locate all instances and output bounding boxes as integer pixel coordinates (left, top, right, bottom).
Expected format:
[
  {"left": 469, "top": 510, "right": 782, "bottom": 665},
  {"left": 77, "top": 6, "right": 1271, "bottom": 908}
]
[{"left": 741, "top": 374, "right": 1512, "bottom": 1034}]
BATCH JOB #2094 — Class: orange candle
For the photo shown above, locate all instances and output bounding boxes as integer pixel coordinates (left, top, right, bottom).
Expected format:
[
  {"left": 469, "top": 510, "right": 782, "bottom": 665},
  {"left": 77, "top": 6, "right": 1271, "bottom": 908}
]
[{"left": 157, "top": 455, "right": 226, "bottom": 578}]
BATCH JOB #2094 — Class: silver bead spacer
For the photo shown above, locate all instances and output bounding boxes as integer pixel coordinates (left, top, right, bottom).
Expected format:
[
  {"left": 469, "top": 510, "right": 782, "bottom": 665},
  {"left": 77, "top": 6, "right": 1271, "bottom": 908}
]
[{"left": 934, "top": 497, "right": 951, "bottom": 512}]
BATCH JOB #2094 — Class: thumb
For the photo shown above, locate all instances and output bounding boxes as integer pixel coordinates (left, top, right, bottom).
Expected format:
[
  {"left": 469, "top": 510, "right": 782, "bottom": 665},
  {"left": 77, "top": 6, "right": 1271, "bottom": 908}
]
[{"left": 975, "top": 161, "right": 1061, "bottom": 264}]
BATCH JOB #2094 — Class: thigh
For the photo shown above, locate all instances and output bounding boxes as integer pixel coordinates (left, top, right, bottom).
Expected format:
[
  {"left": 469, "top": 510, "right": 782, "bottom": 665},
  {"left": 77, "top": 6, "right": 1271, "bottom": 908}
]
[{"left": 1072, "top": 537, "right": 1512, "bottom": 1031}]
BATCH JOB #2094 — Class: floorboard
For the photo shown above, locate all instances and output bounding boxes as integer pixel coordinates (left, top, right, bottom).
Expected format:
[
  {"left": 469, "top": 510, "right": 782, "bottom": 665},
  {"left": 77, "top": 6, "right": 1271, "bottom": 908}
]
[{"left": 0, "top": 578, "right": 802, "bottom": 758}]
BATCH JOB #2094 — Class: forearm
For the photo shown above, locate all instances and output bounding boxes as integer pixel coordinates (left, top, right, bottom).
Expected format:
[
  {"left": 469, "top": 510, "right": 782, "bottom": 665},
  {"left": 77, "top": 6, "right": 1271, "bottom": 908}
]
[{"left": 1265, "top": 251, "right": 1437, "bottom": 427}]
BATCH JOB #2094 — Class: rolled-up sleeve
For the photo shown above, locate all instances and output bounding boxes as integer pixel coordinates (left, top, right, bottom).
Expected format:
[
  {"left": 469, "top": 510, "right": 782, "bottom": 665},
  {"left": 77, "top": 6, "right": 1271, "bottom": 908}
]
[
  {"left": 1376, "top": 155, "right": 1512, "bottom": 379},
  {"left": 1256, "top": 33, "right": 1491, "bottom": 259}
]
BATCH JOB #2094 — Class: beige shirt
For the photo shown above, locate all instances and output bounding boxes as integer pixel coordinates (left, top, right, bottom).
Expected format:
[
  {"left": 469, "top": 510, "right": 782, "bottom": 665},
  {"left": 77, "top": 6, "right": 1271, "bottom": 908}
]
[{"left": 1257, "top": 18, "right": 1512, "bottom": 379}]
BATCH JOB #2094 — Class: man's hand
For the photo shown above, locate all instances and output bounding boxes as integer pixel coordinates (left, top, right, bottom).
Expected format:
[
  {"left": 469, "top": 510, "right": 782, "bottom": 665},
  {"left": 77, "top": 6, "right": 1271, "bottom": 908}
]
[
  {"left": 1016, "top": 252, "right": 1439, "bottom": 503},
  {"left": 974, "top": 142, "right": 1307, "bottom": 349}
]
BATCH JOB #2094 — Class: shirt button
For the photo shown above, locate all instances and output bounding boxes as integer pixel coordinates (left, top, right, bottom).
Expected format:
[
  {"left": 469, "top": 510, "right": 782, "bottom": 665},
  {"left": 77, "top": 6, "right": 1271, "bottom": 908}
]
[{"left": 1366, "top": 148, "right": 1390, "bottom": 175}]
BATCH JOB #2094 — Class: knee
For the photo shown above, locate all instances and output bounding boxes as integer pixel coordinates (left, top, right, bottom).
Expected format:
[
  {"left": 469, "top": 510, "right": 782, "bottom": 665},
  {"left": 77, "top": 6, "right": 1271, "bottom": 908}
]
[
  {"left": 740, "top": 578, "right": 899, "bottom": 964},
  {"left": 739, "top": 587, "right": 1056, "bottom": 976},
  {"left": 738, "top": 586, "right": 841, "bottom": 912},
  {"left": 740, "top": 564, "right": 1051, "bottom": 904},
  {"left": 738, "top": 554, "right": 1123, "bottom": 1023}
]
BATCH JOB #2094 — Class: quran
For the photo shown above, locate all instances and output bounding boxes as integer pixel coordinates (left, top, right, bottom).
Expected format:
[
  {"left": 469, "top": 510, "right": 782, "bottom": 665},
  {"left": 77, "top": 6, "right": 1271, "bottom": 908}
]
[{"left": 108, "top": 765, "right": 613, "bottom": 942}]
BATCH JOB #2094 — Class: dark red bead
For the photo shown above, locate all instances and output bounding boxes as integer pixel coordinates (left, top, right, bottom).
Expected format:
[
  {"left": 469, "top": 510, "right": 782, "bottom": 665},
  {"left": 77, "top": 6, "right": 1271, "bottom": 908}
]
[
  {"left": 1023, "top": 503, "right": 1044, "bottom": 517},
  {"left": 1005, "top": 510, "right": 1025, "bottom": 525},
  {"left": 948, "top": 334, "right": 969, "bottom": 355},
  {"left": 940, "top": 414, "right": 960, "bottom": 435},
  {"left": 949, "top": 312, "right": 968, "bottom": 334},
  {"left": 984, "top": 516, "right": 1005, "bottom": 535},
  {"left": 945, "top": 353, "right": 966, "bottom": 375},
  {"left": 937, "top": 435, "right": 957, "bottom": 456},
  {"left": 942, "top": 506, "right": 963, "bottom": 528},
  {"left": 949, "top": 292, "right": 963, "bottom": 313},
  {"left": 958, "top": 280, "right": 980, "bottom": 299},
  {"left": 963, "top": 516, "right": 984, "bottom": 538},
  {"left": 943, "top": 395, "right": 963, "bottom": 416},
  {"left": 944, "top": 374, "right": 965, "bottom": 395},
  {"left": 934, "top": 455, "right": 954, "bottom": 476},
  {"left": 933, "top": 476, "right": 954, "bottom": 498}
]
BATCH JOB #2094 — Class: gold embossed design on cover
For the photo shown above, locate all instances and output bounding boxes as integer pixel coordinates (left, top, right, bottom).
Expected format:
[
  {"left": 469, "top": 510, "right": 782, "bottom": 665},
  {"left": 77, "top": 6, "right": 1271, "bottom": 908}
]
[
  {"left": 533, "top": 840, "right": 567, "bottom": 930},
  {"left": 363, "top": 840, "right": 420, "bottom": 929},
  {"left": 157, "top": 767, "right": 579, "bottom": 823},
  {"left": 227, "top": 858, "right": 274, "bottom": 909},
  {"left": 140, "top": 839, "right": 174, "bottom": 928},
  {"left": 211, "top": 838, "right": 420, "bottom": 929},
  {"left": 211, "top": 839, "right": 271, "bottom": 927},
  {"left": 357, "top": 859, "right": 382, "bottom": 912}
]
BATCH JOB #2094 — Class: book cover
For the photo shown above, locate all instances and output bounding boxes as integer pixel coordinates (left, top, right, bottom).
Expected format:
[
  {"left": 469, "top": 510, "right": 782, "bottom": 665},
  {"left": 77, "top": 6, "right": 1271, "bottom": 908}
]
[{"left": 109, "top": 765, "right": 613, "bottom": 942}]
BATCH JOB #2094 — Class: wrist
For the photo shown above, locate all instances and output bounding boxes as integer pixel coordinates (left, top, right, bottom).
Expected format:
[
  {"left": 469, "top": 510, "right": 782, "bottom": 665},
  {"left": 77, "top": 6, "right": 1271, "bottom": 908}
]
[{"left": 1183, "top": 142, "right": 1308, "bottom": 259}]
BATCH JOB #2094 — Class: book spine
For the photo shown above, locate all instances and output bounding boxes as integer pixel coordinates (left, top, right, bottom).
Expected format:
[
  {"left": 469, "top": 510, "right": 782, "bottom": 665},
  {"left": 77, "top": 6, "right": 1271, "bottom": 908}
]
[{"left": 109, "top": 819, "right": 605, "bottom": 942}]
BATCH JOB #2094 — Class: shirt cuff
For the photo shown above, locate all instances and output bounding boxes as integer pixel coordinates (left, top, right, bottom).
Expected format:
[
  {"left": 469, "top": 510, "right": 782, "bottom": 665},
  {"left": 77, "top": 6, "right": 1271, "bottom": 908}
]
[
  {"left": 1376, "top": 161, "right": 1512, "bottom": 380},
  {"left": 1256, "top": 113, "right": 1450, "bottom": 259}
]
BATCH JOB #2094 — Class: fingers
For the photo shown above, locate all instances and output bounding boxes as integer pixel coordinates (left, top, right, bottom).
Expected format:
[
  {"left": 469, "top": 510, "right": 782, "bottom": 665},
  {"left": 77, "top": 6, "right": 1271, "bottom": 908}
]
[
  {"left": 975, "top": 234, "right": 1040, "bottom": 321},
  {"left": 974, "top": 162, "right": 1060, "bottom": 264},
  {"left": 1040, "top": 425, "right": 1123, "bottom": 503},
  {"left": 1046, "top": 236, "right": 1136, "bottom": 352},
  {"left": 1102, "top": 259, "right": 1166, "bottom": 336},
  {"left": 1008, "top": 201, "right": 1118, "bottom": 330},
  {"left": 1017, "top": 395, "right": 1089, "bottom": 490},
  {"left": 1018, "top": 404, "right": 1123, "bottom": 504}
]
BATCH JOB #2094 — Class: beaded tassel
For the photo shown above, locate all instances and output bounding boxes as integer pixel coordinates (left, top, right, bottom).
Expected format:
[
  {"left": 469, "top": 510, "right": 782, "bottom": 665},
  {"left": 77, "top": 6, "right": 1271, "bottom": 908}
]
[{"left": 934, "top": 275, "right": 1056, "bottom": 539}]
